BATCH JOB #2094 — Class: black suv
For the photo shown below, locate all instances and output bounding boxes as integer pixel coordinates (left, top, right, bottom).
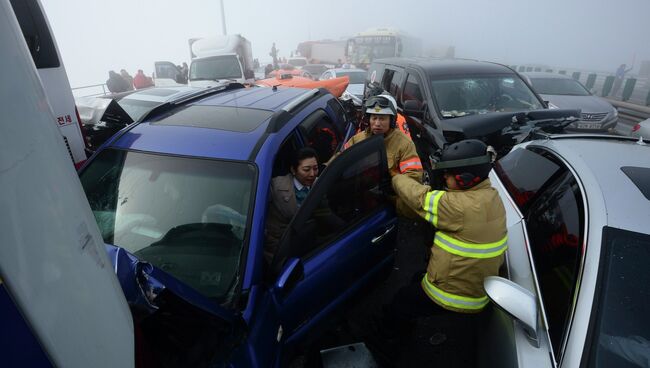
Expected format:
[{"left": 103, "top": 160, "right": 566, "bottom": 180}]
[{"left": 365, "top": 58, "right": 576, "bottom": 169}]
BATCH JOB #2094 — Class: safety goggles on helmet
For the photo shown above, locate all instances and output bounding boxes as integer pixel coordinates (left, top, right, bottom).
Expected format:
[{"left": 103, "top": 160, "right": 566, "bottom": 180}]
[{"left": 364, "top": 95, "right": 396, "bottom": 116}]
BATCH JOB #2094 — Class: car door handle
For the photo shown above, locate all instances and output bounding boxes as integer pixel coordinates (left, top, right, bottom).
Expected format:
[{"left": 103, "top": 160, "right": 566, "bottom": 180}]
[{"left": 372, "top": 225, "right": 396, "bottom": 244}]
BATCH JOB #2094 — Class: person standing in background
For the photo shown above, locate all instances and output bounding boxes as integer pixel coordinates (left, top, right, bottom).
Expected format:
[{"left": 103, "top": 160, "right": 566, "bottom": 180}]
[{"left": 119, "top": 69, "right": 134, "bottom": 90}]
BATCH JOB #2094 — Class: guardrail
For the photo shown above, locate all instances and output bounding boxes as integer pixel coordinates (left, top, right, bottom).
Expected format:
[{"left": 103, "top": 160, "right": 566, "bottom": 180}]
[
  {"left": 71, "top": 83, "right": 109, "bottom": 98},
  {"left": 511, "top": 64, "right": 650, "bottom": 107},
  {"left": 606, "top": 99, "right": 650, "bottom": 123}
]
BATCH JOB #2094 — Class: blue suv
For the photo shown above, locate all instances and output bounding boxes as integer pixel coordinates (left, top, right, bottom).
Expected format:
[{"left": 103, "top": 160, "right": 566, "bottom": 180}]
[{"left": 78, "top": 83, "right": 398, "bottom": 366}]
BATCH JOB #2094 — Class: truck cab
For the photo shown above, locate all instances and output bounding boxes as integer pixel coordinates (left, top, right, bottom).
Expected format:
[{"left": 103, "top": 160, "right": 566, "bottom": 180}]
[{"left": 155, "top": 34, "right": 254, "bottom": 88}]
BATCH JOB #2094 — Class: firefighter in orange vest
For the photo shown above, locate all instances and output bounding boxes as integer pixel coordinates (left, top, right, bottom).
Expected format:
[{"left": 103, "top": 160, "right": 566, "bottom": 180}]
[
  {"left": 381, "top": 139, "right": 507, "bottom": 349},
  {"left": 342, "top": 94, "right": 423, "bottom": 218}
]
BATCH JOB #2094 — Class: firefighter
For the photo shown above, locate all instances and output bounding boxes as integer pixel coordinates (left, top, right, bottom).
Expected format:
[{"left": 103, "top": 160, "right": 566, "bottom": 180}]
[
  {"left": 342, "top": 94, "right": 423, "bottom": 218},
  {"left": 381, "top": 139, "right": 507, "bottom": 352}
]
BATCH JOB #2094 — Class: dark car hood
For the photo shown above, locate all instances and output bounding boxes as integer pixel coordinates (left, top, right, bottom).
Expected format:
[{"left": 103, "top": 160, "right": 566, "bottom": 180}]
[
  {"left": 540, "top": 94, "right": 615, "bottom": 114},
  {"left": 441, "top": 109, "right": 581, "bottom": 138}
]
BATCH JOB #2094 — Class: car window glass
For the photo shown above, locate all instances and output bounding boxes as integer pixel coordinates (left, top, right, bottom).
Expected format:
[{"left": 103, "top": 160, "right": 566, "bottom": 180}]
[
  {"left": 388, "top": 70, "right": 404, "bottom": 100},
  {"left": 156, "top": 63, "right": 180, "bottom": 80},
  {"left": 402, "top": 74, "right": 424, "bottom": 106},
  {"left": 10, "top": 0, "right": 60, "bottom": 68},
  {"left": 293, "top": 149, "right": 388, "bottom": 258},
  {"left": 494, "top": 147, "right": 563, "bottom": 211},
  {"left": 326, "top": 98, "right": 349, "bottom": 138},
  {"left": 586, "top": 227, "right": 650, "bottom": 368},
  {"left": 300, "top": 111, "right": 342, "bottom": 164},
  {"left": 79, "top": 149, "right": 255, "bottom": 302},
  {"left": 430, "top": 75, "right": 544, "bottom": 118},
  {"left": 381, "top": 69, "right": 394, "bottom": 92},
  {"left": 526, "top": 171, "right": 584, "bottom": 359},
  {"left": 367, "top": 63, "right": 384, "bottom": 85}
]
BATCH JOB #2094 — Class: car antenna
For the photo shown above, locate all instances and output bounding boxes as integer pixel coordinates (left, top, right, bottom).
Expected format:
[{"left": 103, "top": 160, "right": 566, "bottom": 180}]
[{"left": 636, "top": 136, "right": 647, "bottom": 146}]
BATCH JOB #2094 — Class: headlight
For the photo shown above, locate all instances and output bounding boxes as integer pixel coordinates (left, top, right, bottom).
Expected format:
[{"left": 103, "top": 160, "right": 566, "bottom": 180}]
[{"left": 612, "top": 108, "right": 618, "bottom": 118}]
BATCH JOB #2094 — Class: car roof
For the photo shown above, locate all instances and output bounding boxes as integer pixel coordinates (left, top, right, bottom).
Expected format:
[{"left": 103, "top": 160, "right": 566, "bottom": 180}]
[
  {"left": 110, "top": 86, "right": 310, "bottom": 161},
  {"left": 120, "top": 86, "right": 201, "bottom": 103},
  {"left": 373, "top": 57, "right": 517, "bottom": 77},
  {"left": 529, "top": 135, "right": 650, "bottom": 233},
  {"left": 522, "top": 72, "right": 573, "bottom": 80}
]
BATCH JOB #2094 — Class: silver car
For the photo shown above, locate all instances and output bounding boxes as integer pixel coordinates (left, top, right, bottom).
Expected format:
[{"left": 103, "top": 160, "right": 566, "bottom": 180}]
[
  {"left": 631, "top": 118, "right": 650, "bottom": 140},
  {"left": 524, "top": 72, "right": 618, "bottom": 132},
  {"left": 480, "top": 134, "right": 650, "bottom": 367},
  {"left": 320, "top": 68, "right": 367, "bottom": 100}
]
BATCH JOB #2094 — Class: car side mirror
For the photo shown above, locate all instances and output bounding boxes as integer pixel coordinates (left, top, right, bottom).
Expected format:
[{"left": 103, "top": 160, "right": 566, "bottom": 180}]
[
  {"left": 274, "top": 258, "right": 304, "bottom": 297},
  {"left": 484, "top": 276, "right": 540, "bottom": 347},
  {"left": 403, "top": 99, "right": 424, "bottom": 119}
]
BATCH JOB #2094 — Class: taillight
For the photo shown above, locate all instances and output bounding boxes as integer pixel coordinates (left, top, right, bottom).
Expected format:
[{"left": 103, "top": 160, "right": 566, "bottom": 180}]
[{"left": 632, "top": 123, "right": 641, "bottom": 132}]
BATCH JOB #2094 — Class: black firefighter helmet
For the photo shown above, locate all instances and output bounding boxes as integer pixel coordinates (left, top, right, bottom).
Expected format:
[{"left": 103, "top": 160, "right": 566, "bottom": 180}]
[{"left": 434, "top": 139, "right": 496, "bottom": 189}]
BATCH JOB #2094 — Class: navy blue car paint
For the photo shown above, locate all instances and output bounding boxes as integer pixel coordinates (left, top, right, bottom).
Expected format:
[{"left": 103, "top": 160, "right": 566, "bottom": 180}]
[
  {"left": 0, "top": 285, "right": 52, "bottom": 367},
  {"left": 84, "top": 86, "right": 397, "bottom": 366}
]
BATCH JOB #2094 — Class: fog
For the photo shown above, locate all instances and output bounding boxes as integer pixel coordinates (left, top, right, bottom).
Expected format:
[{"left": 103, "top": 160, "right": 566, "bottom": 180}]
[{"left": 41, "top": 0, "right": 650, "bottom": 88}]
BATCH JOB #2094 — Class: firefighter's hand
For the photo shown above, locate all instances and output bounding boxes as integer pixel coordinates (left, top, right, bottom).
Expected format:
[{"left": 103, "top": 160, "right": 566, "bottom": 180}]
[{"left": 389, "top": 167, "right": 400, "bottom": 177}]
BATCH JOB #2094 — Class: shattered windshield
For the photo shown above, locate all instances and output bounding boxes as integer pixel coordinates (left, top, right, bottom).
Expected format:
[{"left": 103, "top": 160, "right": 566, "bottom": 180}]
[
  {"left": 79, "top": 149, "right": 255, "bottom": 301},
  {"left": 190, "top": 55, "right": 242, "bottom": 81},
  {"left": 431, "top": 75, "right": 544, "bottom": 118}
]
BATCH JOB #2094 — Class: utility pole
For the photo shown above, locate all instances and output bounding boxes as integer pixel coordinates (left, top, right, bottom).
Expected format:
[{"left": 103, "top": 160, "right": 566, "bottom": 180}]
[{"left": 220, "top": 0, "right": 227, "bottom": 35}]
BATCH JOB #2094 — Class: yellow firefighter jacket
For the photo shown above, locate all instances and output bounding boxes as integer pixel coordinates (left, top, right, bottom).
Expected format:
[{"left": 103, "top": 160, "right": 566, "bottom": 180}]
[
  {"left": 344, "top": 128, "right": 423, "bottom": 218},
  {"left": 392, "top": 174, "right": 507, "bottom": 313}
]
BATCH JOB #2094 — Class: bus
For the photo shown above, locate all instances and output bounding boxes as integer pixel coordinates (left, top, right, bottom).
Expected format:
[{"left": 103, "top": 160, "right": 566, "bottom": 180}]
[{"left": 346, "top": 27, "right": 422, "bottom": 69}]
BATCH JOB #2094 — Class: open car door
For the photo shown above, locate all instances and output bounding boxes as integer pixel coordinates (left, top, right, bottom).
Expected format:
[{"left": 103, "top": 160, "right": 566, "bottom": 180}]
[
  {"left": 154, "top": 61, "right": 185, "bottom": 87},
  {"left": 270, "top": 135, "right": 398, "bottom": 347}
]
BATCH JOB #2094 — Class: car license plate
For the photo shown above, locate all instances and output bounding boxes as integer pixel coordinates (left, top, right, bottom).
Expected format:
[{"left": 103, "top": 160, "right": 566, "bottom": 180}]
[{"left": 577, "top": 122, "right": 601, "bottom": 129}]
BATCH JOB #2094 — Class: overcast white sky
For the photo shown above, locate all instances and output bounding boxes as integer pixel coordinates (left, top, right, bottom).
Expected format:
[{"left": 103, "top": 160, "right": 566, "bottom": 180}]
[{"left": 41, "top": 0, "right": 650, "bottom": 88}]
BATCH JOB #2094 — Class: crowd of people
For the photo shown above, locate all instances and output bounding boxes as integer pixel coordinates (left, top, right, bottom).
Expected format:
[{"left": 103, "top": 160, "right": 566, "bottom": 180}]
[
  {"left": 106, "top": 69, "right": 155, "bottom": 93},
  {"left": 105, "top": 62, "right": 190, "bottom": 93}
]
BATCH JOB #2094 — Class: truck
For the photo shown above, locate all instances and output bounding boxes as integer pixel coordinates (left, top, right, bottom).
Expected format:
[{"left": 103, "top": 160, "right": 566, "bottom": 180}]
[
  {"left": 155, "top": 34, "right": 254, "bottom": 87},
  {"left": 296, "top": 40, "right": 347, "bottom": 66},
  {"left": 345, "top": 27, "right": 423, "bottom": 69}
]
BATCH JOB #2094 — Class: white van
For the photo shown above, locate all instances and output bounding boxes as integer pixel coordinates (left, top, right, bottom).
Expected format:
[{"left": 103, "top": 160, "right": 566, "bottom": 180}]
[
  {"left": 1, "top": 0, "right": 134, "bottom": 365},
  {"left": 9, "top": 0, "right": 88, "bottom": 168}
]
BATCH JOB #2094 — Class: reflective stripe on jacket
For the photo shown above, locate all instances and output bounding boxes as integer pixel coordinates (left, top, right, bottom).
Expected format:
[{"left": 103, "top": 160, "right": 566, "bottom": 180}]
[{"left": 392, "top": 175, "right": 507, "bottom": 313}]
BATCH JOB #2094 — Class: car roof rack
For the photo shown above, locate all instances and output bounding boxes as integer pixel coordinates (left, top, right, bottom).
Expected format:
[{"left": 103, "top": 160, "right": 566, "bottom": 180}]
[
  {"left": 137, "top": 82, "right": 246, "bottom": 123},
  {"left": 103, "top": 82, "right": 247, "bottom": 148}
]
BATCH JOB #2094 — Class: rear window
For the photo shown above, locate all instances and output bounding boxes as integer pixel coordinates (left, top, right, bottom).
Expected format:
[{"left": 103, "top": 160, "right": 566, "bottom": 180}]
[
  {"left": 10, "top": 0, "right": 60, "bottom": 68},
  {"left": 150, "top": 106, "right": 273, "bottom": 132},
  {"left": 338, "top": 71, "right": 366, "bottom": 84},
  {"left": 529, "top": 78, "right": 590, "bottom": 96},
  {"left": 585, "top": 227, "right": 650, "bottom": 368},
  {"left": 621, "top": 166, "right": 650, "bottom": 200},
  {"left": 494, "top": 147, "right": 563, "bottom": 210}
]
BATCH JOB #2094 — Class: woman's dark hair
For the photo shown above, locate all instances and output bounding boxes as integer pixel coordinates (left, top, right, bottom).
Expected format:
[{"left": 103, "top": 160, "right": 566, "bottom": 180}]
[{"left": 291, "top": 147, "right": 318, "bottom": 169}]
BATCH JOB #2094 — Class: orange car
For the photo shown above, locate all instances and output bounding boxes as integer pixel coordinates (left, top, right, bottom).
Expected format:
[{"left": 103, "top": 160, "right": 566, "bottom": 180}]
[{"left": 256, "top": 75, "right": 349, "bottom": 98}]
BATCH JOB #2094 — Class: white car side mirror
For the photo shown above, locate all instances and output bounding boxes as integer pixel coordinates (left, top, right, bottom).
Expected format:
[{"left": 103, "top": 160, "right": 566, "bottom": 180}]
[{"left": 484, "top": 276, "right": 540, "bottom": 347}]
